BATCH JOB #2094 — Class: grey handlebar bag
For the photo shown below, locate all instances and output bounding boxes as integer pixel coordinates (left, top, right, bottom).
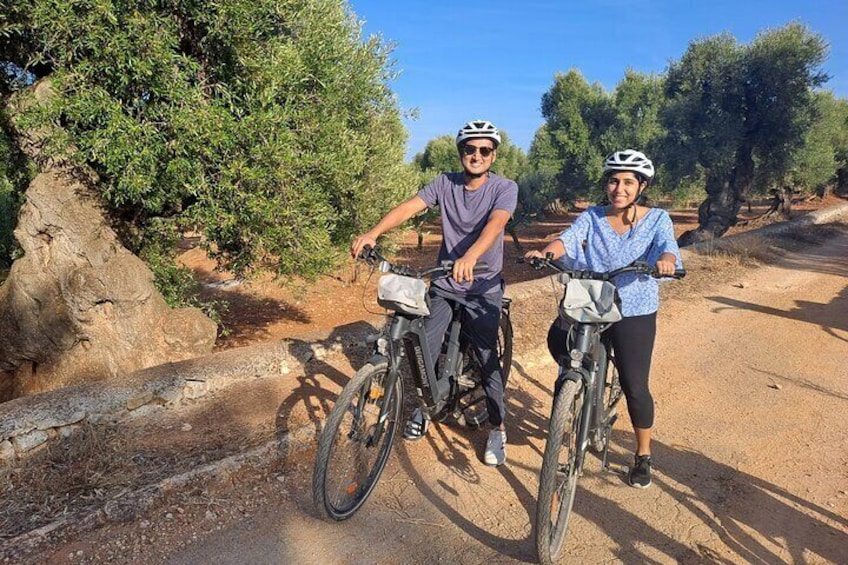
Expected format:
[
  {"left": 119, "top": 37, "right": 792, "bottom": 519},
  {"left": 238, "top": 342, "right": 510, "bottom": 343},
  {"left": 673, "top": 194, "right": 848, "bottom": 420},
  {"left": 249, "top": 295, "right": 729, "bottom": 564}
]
[
  {"left": 377, "top": 274, "right": 430, "bottom": 316},
  {"left": 559, "top": 278, "right": 622, "bottom": 323}
]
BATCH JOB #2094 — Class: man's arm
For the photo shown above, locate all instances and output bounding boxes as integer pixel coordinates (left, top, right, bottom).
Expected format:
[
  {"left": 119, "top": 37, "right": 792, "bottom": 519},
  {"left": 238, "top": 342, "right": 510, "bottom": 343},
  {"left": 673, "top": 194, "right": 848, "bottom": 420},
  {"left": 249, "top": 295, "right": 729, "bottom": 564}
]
[
  {"left": 350, "top": 196, "right": 429, "bottom": 258},
  {"left": 452, "top": 209, "right": 512, "bottom": 283}
]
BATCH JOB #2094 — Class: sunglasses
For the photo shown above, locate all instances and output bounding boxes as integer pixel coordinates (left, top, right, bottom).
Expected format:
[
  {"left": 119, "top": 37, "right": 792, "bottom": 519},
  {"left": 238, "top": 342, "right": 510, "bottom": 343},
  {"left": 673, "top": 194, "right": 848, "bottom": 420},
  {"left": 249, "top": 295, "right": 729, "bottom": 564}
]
[{"left": 461, "top": 145, "right": 495, "bottom": 158}]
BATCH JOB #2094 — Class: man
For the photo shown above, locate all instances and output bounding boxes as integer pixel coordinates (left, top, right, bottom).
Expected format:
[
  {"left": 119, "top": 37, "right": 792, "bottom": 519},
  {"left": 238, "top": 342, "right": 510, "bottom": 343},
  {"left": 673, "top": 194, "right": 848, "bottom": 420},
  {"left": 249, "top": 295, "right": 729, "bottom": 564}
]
[{"left": 351, "top": 120, "right": 518, "bottom": 466}]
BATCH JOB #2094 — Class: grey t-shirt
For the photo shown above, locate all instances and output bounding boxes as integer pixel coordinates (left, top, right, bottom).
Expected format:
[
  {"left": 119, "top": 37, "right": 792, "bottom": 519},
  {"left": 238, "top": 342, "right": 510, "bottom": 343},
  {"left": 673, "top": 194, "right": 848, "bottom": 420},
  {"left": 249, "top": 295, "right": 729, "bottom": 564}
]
[{"left": 417, "top": 172, "right": 518, "bottom": 295}]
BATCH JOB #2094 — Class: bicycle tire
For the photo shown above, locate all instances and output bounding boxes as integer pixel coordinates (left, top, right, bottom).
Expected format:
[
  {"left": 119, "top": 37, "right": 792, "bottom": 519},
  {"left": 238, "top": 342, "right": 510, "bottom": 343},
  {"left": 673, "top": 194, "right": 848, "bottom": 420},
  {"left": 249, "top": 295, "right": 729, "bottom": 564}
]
[
  {"left": 498, "top": 309, "right": 513, "bottom": 384},
  {"left": 535, "top": 378, "right": 584, "bottom": 565},
  {"left": 313, "top": 361, "right": 401, "bottom": 521},
  {"left": 454, "top": 308, "right": 514, "bottom": 428},
  {"left": 589, "top": 344, "right": 620, "bottom": 453}
]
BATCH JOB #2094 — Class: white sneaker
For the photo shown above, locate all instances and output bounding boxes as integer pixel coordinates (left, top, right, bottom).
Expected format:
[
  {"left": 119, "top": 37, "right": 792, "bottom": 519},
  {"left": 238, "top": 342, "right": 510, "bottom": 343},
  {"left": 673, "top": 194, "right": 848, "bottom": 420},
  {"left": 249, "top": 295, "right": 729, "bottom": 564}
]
[{"left": 484, "top": 429, "right": 507, "bottom": 466}]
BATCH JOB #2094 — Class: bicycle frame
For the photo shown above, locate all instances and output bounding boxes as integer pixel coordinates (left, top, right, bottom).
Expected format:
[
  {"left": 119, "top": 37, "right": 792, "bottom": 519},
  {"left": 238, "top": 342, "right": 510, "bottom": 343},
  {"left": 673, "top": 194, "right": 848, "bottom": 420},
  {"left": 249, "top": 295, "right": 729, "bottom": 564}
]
[
  {"left": 364, "top": 300, "right": 471, "bottom": 446},
  {"left": 557, "top": 321, "right": 612, "bottom": 473}
]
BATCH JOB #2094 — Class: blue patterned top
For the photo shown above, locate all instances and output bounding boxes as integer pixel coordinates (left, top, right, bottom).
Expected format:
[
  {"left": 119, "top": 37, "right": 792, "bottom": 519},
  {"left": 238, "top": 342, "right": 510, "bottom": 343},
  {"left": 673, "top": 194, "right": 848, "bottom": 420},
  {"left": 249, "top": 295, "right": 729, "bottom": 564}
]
[{"left": 556, "top": 206, "right": 683, "bottom": 317}]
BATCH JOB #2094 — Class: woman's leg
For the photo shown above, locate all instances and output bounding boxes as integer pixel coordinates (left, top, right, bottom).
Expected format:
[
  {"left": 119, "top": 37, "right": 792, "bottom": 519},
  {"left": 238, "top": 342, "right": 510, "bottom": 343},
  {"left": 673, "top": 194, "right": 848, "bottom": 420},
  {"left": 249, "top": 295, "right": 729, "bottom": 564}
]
[{"left": 609, "top": 312, "right": 657, "bottom": 454}]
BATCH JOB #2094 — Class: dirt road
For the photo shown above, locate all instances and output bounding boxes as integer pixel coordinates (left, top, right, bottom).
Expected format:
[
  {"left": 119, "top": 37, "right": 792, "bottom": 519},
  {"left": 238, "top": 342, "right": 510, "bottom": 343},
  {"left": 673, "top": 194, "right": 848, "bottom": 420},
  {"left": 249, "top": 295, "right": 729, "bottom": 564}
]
[{"left": 33, "top": 227, "right": 848, "bottom": 564}]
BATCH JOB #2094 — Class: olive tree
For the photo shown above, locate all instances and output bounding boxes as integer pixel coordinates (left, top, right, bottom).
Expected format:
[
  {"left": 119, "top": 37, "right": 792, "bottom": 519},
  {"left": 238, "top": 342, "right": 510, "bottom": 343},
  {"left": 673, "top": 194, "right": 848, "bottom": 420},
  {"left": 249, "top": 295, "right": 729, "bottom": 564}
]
[{"left": 663, "top": 24, "right": 829, "bottom": 244}]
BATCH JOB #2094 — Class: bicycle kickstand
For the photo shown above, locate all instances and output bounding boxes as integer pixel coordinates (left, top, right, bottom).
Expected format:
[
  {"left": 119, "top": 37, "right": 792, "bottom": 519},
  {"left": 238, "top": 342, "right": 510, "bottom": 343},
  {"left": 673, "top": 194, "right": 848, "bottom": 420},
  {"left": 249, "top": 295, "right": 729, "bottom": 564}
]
[{"left": 600, "top": 415, "right": 628, "bottom": 476}]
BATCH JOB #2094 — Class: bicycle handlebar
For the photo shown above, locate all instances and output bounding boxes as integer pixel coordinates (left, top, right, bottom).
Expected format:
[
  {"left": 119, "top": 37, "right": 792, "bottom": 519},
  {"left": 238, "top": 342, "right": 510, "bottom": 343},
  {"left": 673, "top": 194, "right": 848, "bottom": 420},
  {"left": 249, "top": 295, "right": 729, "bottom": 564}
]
[
  {"left": 522, "top": 254, "right": 686, "bottom": 281},
  {"left": 359, "top": 245, "right": 489, "bottom": 279}
]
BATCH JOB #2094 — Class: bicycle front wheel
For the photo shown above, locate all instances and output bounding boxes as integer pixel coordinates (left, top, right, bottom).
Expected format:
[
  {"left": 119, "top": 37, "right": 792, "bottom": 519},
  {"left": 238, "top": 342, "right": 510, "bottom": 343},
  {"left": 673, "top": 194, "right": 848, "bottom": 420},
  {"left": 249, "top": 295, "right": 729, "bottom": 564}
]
[
  {"left": 313, "top": 361, "right": 401, "bottom": 521},
  {"left": 535, "top": 378, "right": 584, "bottom": 565}
]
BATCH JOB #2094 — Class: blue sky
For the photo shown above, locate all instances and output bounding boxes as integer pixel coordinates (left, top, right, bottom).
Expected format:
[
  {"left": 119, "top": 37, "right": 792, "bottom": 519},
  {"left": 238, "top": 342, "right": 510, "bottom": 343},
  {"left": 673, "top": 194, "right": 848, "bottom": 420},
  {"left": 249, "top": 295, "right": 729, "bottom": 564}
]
[{"left": 348, "top": 0, "right": 848, "bottom": 159}]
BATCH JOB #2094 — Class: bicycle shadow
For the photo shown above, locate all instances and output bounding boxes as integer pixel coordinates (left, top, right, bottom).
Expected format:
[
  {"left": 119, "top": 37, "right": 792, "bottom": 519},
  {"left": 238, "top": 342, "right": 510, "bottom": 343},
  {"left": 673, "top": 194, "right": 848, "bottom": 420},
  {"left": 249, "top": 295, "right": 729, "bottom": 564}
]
[
  {"left": 394, "top": 432, "right": 538, "bottom": 562},
  {"left": 272, "top": 320, "right": 382, "bottom": 461},
  {"left": 506, "top": 358, "right": 557, "bottom": 461},
  {"left": 386, "top": 356, "right": 557, "bottom": 562},
  {"left": 393, "top": 421, "right": 847, "bottom": 563},
  {"left": 581, "top": 433, "right": 848, "bottom": 563}
]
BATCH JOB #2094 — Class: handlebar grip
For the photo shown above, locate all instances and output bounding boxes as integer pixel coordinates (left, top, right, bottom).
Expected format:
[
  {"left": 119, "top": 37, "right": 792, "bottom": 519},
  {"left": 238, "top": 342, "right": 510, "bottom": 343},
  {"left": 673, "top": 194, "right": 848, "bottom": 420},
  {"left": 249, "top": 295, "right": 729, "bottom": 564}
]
[
  {"left": 358, "top": 244, "right": 373, "bottom": 260},
  {"left": 653, "top": 268, "right": 686, "bottom": 279}
]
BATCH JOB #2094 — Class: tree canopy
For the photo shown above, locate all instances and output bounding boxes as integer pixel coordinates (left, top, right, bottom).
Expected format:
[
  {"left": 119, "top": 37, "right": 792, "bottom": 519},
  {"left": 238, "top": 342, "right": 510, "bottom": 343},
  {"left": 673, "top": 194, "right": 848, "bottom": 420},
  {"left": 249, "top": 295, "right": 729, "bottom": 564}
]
[{"left": 0, "top": 0, "right": 415, "bottom": 279}]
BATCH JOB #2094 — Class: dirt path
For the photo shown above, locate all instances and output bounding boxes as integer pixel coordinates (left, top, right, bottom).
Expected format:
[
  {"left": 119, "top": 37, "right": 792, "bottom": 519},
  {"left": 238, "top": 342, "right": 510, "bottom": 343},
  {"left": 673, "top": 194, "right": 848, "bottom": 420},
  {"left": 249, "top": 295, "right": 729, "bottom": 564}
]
[{"left": 27, "top": 226, "right": 848, "bottom": 564}]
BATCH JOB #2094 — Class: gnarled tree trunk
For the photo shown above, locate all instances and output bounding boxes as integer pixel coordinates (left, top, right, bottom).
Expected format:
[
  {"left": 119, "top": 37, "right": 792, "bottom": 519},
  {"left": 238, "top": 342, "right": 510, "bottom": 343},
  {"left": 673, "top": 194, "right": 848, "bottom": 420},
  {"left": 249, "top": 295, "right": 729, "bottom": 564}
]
[
  {"left": 678, "top": 146, "right": 755, "bottom": 246},
  {"left": 0, "top": 81, "right": 217, "bottom": 400}
]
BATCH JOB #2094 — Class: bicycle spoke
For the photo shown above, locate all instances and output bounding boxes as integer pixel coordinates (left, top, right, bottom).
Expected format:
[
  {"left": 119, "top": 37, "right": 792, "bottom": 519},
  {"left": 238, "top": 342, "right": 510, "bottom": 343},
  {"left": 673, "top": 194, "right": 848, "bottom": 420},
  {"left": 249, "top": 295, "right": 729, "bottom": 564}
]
[{"left": 314, "top": 362, "right": 401, "bottom": 520}]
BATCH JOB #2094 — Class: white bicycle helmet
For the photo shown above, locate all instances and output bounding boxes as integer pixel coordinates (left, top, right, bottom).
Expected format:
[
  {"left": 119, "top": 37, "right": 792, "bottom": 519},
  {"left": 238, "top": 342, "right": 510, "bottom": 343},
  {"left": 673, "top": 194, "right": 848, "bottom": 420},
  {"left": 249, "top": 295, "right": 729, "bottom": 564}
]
[
  {"left": 602, "top": 149, "right": 655, "bottom": 180},
  {"left": 455, "top": 120, "right": 502, "bottom": 147}
]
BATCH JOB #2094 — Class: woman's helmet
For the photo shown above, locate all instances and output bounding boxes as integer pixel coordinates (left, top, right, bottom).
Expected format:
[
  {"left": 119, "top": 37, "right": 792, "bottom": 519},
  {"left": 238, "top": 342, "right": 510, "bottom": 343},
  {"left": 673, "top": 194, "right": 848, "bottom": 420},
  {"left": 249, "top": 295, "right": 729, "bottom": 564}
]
[
  {"left": 456, "top": 120, "right": 501, "bottom": 147},
  {"left": 602, "top": 149, "right": 655, "bottom": 180}
]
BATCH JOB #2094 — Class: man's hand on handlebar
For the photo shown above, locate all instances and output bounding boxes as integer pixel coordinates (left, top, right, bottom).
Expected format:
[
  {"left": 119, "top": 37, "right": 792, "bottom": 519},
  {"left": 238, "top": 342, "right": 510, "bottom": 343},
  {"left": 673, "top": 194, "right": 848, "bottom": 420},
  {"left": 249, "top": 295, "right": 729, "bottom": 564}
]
[
  {"left": 452, "top": 255, "right": 478, "bottom": 283},
  {"left": 351, "top": 234, "right": 378, "bottom": 260}
]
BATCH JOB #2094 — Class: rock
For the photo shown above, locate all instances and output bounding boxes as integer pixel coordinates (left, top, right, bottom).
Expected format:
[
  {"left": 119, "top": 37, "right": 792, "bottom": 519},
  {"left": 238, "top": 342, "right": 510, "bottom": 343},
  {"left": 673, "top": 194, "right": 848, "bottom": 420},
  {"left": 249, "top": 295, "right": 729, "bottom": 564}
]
[
  {"left": 11, "top": 429, "right": 49, "bottom": 452},
  {"left": 0, "top": 439, "right": 14, "bottom": 461}
]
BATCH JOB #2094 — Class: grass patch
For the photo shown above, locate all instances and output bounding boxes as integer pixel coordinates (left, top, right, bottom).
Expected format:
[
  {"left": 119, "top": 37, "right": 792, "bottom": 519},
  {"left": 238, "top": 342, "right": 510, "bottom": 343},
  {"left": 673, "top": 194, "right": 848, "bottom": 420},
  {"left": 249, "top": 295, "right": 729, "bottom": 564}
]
[{"left": 0, "top": 419, "right": 273, "bottom": 540}]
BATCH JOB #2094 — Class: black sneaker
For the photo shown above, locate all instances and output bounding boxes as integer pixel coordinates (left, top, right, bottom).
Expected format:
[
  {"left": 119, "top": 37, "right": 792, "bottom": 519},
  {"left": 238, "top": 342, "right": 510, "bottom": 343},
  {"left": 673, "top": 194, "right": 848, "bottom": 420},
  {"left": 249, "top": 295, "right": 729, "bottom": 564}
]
[
  {"left": 403, "top": 408, "right": 429, "bottom": 441},
  {"left": 628, "top": 454, "right": 652, "bottom": 488}
]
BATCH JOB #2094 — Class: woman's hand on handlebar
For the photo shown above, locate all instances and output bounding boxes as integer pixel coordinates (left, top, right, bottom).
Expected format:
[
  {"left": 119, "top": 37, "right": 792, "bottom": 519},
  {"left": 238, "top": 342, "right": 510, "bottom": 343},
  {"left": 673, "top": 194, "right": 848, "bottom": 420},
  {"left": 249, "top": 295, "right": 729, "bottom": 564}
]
[
  {"left": 351, "top": 233, "right": 378, "bottom": 260},
  {"left": 523, "top": 249, "right": 546, "bottom": 260},
  {"left": 655, "top": 253, "right": 677, "bottom": 277}
]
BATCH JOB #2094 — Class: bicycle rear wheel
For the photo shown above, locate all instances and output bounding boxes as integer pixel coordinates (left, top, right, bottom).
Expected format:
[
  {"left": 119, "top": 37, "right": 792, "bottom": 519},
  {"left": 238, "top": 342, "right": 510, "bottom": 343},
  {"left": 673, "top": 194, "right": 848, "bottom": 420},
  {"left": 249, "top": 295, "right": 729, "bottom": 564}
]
[
  {"left": 313, "top": 361, "right": 401, "bottom": 521},
  {"left": 535, "top": 378, "right": 584, "bottom": 565},
  {"left": 498, "top": 308, "right": 513, "bottom": 384}
]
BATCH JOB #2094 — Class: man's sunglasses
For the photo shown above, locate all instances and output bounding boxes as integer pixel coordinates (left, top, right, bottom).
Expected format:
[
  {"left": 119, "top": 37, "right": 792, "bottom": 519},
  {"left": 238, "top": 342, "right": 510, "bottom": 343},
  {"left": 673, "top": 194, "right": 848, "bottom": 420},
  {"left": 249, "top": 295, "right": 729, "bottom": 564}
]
[{"left": 461, "top": 145, "right": 495, "bottom": 158}]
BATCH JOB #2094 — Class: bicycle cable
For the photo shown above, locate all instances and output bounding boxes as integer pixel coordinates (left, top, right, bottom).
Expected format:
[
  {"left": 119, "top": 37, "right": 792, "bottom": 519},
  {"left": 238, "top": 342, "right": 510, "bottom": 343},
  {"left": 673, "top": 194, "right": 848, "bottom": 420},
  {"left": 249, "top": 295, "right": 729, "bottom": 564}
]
[{"left": 359, "top": 262, "right": 386, "bottom": 316}]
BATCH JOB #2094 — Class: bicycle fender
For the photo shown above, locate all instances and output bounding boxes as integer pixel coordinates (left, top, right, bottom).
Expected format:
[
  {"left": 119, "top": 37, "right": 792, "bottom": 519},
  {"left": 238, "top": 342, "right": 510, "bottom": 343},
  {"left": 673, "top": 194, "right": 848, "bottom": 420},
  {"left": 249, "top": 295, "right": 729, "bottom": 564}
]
[
  {"left": 364, "top": 354, "right": 390, "bottom": 367},
  {"left": 558, "top": 368, "right": 584, "bottom": 383}
]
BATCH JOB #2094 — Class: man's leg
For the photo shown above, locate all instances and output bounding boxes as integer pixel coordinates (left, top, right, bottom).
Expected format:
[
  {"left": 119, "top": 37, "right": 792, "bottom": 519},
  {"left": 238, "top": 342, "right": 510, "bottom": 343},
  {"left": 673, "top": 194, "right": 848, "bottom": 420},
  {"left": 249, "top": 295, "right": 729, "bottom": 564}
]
[{"left": 463, "top": 291, "right": 508, "bottom": 466}]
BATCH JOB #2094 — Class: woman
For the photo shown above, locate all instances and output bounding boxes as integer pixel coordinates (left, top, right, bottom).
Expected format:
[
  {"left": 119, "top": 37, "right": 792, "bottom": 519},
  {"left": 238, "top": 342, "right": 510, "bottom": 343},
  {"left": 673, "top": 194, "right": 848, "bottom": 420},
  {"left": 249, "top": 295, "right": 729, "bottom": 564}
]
[{"left": 524, "top": 149, "right": 682, "bottom": 488}]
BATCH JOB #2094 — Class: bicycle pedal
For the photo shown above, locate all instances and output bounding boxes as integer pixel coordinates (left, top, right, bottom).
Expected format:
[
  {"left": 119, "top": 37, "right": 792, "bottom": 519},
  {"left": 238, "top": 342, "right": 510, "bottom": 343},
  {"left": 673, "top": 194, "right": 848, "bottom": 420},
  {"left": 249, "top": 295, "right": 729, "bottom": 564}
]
[{"left": 603, "top": 462, "right": 629, "bottom": 476}]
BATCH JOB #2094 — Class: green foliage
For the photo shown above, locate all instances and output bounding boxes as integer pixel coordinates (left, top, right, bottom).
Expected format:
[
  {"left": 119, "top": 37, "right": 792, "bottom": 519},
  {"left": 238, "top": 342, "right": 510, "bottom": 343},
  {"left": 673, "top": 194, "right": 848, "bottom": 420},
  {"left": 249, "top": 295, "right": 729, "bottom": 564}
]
[
  {"left": 490, "top": 131, "right": 527, "bottom": 181},
  {"left": 0, "top": 110, "right": 30, "bottom": 266},
  {"left": 598, "top": 71, "right": 667, "bottom": 157},
  {"left": 537, "top": 69, "right": 610, "bottom": 201},
  {"left": 0, "top": 0, "right": 413, "bottom": 287},
  {"left": 413, "top": 135, "right": 458, "bottom": 174},
  {"left": 789, "top": 92, "right": 848, "bottom": 194},
  {"left": 526, "top": 23, "right": 838, "bottom": 231},
  {"left": 529, "top": 69, "right": 670, "bottom": 209}
]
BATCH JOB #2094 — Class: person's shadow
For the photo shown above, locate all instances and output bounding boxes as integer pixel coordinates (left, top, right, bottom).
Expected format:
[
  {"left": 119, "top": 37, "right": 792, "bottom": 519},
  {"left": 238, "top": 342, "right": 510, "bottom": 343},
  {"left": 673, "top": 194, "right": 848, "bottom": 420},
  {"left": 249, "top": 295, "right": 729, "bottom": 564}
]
[
  {"left": 646, "top": 438, "right": 848, "bottom": 564},
  {"left": 568, "top": 433, "right": 848, "bottom": 564}
]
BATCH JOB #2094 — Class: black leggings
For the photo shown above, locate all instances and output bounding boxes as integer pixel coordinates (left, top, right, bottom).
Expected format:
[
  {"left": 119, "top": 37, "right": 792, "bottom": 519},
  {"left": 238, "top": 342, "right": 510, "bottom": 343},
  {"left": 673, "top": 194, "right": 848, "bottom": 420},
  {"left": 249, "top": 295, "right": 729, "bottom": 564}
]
[
  {"left": 606, "top": 313, "right": 657, "bottom": 429},
  {"left": 547, "top": 312, "right": 657, "bottom": 429}
]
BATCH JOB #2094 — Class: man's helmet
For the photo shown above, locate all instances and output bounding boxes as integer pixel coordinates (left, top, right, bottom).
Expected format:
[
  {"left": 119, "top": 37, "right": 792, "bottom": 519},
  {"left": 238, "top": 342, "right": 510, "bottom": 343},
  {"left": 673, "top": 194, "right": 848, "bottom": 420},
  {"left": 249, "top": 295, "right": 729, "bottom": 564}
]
[
  {"left": 602, "top": 149, "right": 655, "bottom": 180},
  {"left": 456, "top": 120, "right": 501, "bottom": 147}
]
